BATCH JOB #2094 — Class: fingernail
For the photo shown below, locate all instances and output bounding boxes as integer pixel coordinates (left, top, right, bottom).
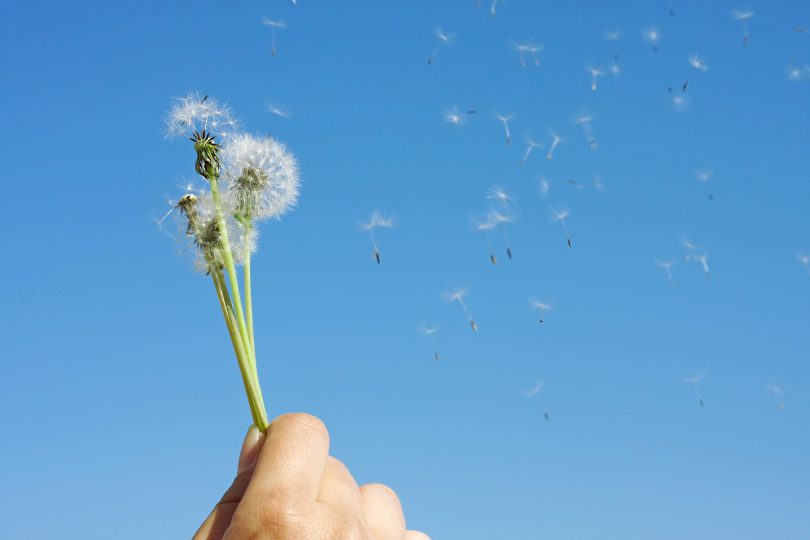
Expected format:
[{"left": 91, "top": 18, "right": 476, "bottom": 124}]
[{"left": 237, "top": 425, "right": 264, "bottom": 474}]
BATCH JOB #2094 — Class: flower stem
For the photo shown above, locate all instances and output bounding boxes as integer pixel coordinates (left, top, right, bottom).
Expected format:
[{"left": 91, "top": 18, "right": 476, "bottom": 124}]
[{"left": 243, "top": 223, "right": 256, "bottom": 359}]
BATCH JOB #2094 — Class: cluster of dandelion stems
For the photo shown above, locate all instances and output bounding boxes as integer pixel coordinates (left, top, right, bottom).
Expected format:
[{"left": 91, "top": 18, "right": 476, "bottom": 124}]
[{"left": 183, "top": 130, "right": 269, "bottom": 432}]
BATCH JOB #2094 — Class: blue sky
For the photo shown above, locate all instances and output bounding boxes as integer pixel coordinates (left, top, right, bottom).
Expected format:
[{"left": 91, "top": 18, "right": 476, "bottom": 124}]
[{"left": 1, "top": 1, "right": 809, "bottom": 538}]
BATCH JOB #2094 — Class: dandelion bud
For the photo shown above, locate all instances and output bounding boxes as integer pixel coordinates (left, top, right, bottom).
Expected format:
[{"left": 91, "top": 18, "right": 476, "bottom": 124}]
[{"left": 191, "top": 130, "right": 222, "bottom": 180}]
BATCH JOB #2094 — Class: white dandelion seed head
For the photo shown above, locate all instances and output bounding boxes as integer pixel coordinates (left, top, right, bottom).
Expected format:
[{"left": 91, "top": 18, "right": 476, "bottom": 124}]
[
  {"left": 163, "top": 92, "right": 239, "bottom": 139},
  {"left": 360, "top": 210, "right": 395, "bottom": 231},
  {"left": 549, "top": 207, "right": 569, "bottom": 222},
  {"left": 487, "top": 186, "right": 514, "bottom": 206},
  {"left": 220, "top": 133, "right": 300, "bottom": 221},
  {"left": 529, "top": 298, "right": 553, "bottom": 311},
  {"left": 443, "top": 105, "right": 465, "bottom": 125},
  {"left": 731, "top": 9, "right": 754, "bottom": 21},
  {"left": 689, "top": 54, "right": 709, "bottom": 72},
  {"left": 230, "top": 221, "right": 260, "bottom": 266},
  {"left": 642, "top": 27, "right": 662, "bottom": 45}
]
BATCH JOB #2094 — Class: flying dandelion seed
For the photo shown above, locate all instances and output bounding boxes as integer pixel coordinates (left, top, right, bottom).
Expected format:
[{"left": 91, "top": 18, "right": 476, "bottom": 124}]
[
  {"left": 667, "top": 1, "right": 676, "bottom": 17},
  {"left": 359, "top": 211, "right": 394, "bottom": 265},
  {"left": 592, "top": 174, "right": 606, "bottom": 191},
  {"left": 473, "top": 212, "right": 500, "bottom": 265},
  {"left": 681, "top": 236, "right": 701, "bottom": 252},
  {"left": 261, "top": 18, "right": 286, "bottom": 56},
  {"left": 418, "top": 325, "right": 442, "bottom": 361},
  {"left": 573, "top": 114, "right": 598, "bottom": 150},
  {"left": 519, "top": 137, "right": 543, "bottom": 168},
  {"left": 538, "top": 177, "right": 551, "bottom": 198},
  {"left": 495, "top": 113, "right": 514, "bottom": 144},
  {"left": 546, "top": 130, "right": 563, "bottom": 160},
  {"left": 428, "top": 26, "right": 456, "bottom": 65},
  {"left": 681, "top": 54, "right": 709, "bottom": 92},
  {"left": 787, "top": 64, "right": 810, "bottom": 82},
  {"left": 444, "top": 105, "right": 476, "bottom": 126},
  {"left": 685, "top": 252, "right": 710, "bottom": 278},
  {"left": 586, "top": 65, "right": 606, "bottom": 91},
  {"left": 443, "top": 287, "right": 477, "bottom": 332},
  {"left": 732, "top": 9, "right": 754, "bottom": 45},
  {"left": 550, "top": 207, "right": 573, "bottom": 248},
  {"left": 609, "top": 53, "right": 622, "bottom": 76},
  {"left": 492, "top": 210, "right": 516, "bottom": 260},
  {"left": 765, "top": 384, "right": 785, "bottom": 411},
  {"left": 265, "top": 101, "right": 291, "bottom": 119},
  {"left": 796, "top": 253, "right": 810, "bottom": 275},
  {"left": 512, "top": 41, "right": 543, "bottom": 67},
  {"left": 642, "top": 27, "right": 662, "bottom": 52},
  {"left": 529, "top": 298, "right": 552, "bottom": 324},
  {"left": 490, "top": 0, "right": 504, "bottom": 16},
  {"left": 603, "top": 29, "right": 621, "bottom": 42},
  {"left": 683, "top": 375, "right": 705, "bottom": 408},
  {"left": 671, "top": 94, "right": 690, "bottom": 110},
  {"left": 655, "top": 260, "right": 677, "bottom": 286},
  {"left": 695, "top": 168, "right": 714, "bottom": 201},
  {"left": 524, "top": 379, "right": 544, "bottom": 398}
]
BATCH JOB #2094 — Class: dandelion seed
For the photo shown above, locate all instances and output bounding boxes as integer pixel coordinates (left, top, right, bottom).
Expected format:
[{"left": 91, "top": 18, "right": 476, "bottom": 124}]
[
  {"left": 796, "top": 253, "right": 810, "bottom": 275},
  {"left": 220, "top": 133, "right": 300, "bottom": 222},
  {"left": 524, "top": 379, "right": 544, "bottom": 397},
  {"left": 765, "top": 384, "right": 785, "bottom": 411},
  {"left": 592, "top": 174, "right": 606, "bottom": 191},
  {"left": 261, "top": 18, "right": 287, "bottom": 56},
  {"left": 428, "top": 26, "right": 455, "bottom": 65},
  {"left": 681, "top": 54, "right": 709, "bottom": 92},
  {"left": 444, "top": 105, "right": 476, "bottom": 126},
  {"left": 490, "top": 0, "right": 503, "bottom": 16},
  {"left": 495, "top": 113, "right": 514, "bottom": 144},
  {"left": 787, "top": 64, "right": 810, "bottom": 82},
  {"left": 695, "top": 168, "right": 715, "bottom": 201},
  {"left": 685, "top": 252, "right": 710, "bottom": 278},
  {"left": 443, "top": 287, "right": 477, "bottom": 332},
  {"left": 683, "top": 374, "right": 705, "bottom": 408},
  {"left": 538, "top": 177, "right": 551, "bottom": 198},
  {"left": 163, "top": 92, "right": 239, "bottom": 140},
  {"left": 519, "top": 137, "right": 543, "bottom": 168},
  {"left": 418, "top": 325, "right": 442, "bottom": 361},
  {"left": 655, "top": 259, "right": 677, "bottom": 286},
  {"left": 731, "top": 9, "right": 754, "bottom": 46},
  {"left": 359, "top": 211, "right": 394, "bottom": 265},
  {"left": 586, "top": 65, "right": 606, "bottom": 91},
  {"left": 529, "top": 298, "right": 552, "bottom": 324},
  {"left": 667, "top": 1, "right": 676, "bottom": 17},
  {"left": 492, "top": 210, "right": 516, "bottom": 260},
  {"left": 473, "top": 212, "right": 500, "bottom": 265},
  {"left": 642, "top": 27, "right": 662, "bottom": 53},
  {"left": 266, "top": 101, "right": 291, "bottom": 119},
  {"left": 512, "top": 41, "right": 543, "bottom": 67},
  {"left": 546, "top": 130, "right": 563, "bottom": 160},
  {"left": 603, "top": 29, "right": 621, "bottom": 41},
  {"left": 573, "top": 114, "right": 598, "bottom": 150},
  {"left": 671, "top": 94, "right": 690, "bottom": 110},
  {"left": 550, "top": 207, "right": 573, "bottom": 248}
]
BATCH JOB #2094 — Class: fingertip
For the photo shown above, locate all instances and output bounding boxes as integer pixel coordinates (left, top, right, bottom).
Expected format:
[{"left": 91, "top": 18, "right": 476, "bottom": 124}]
[{"left": 237, "top": 425, "right": 265, "bottom": 475}]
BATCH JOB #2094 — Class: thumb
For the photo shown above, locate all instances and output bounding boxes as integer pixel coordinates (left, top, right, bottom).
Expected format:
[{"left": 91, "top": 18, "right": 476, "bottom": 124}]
[{"left": 237, "top": 425, "right": 265, "bottom": 475}]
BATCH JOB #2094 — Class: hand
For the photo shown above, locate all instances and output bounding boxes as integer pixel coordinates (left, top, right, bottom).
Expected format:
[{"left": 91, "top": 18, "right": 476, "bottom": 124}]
[{"left": 194, "top": 413, "right": 431, "bottom": 540}]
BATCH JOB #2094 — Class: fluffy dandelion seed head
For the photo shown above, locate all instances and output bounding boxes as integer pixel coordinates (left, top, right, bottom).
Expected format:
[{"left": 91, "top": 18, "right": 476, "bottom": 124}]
[
  {"left": 529, "top": 298, "right": 552, "bottom": 311},
  {"left": 164, "top": 92, "right": 239, "bottom": 140},
  {"left": 230, "top": 221, "right": 260, "bottom": 265},
  {"left": 488, "top": 186, "right": 514, "bottom": 205},
  {"left": 550, "top": 207, "right": 569, "bottom": 222},
  {"left": 221, "top": 133, "right": 300, "bottom": 222},
  {"left": 361, "top": 210, "right": 395, "bottom": 230},
  {"left": 689, "top": 54, "right": 709, "bottom": 71},
  {"left": 443, "top": 106, "right": 465, "bottom": 125}
]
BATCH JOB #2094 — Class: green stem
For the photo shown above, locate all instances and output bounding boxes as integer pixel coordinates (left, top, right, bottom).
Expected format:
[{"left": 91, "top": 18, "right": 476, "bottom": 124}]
[
  {"left": 212, "top": 270, "right": 269, "bottom": 431},
  {"left": 243, "top": 223, "right": 256, "bottom": 360}
]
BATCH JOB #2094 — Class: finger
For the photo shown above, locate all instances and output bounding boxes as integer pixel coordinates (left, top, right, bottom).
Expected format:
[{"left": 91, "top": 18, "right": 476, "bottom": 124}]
[
  {"left": 317, "top": 456, "right": 363, "bottom": 513},
  {"left": 194, "top": 427, "right": 265, "bottom": 540},
  {"left": 241, "top": 413, "right": 330, "bottom": 507},
  {"left": 403, "top": 531, "right": 432, "bottom": 540},
  {"left": 359, "top": 483, "right": 406, "bottom": 540}
]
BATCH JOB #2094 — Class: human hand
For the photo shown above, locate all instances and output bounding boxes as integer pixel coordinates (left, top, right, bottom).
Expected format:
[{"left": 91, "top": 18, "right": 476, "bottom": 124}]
[{"left": 194, "top": 413, "right": 430, "bottom": 539}]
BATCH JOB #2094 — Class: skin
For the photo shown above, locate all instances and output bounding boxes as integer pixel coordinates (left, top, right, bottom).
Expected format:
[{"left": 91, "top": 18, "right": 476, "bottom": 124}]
[{"left": 194, "top": 413, "right": 430, "bottom": 540}]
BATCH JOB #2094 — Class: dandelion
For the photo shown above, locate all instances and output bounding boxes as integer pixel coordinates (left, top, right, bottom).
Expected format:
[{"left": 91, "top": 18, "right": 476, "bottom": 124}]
[
  {"left": 473, "top": 211, "right": 500, "bottom": 265},
  {"left": 519, "top": 137, "right": 543, "bottom": 168},
  {"left": 573, "top": 114, "right": 598, "bottom": 150},
  {"left": 683, "top": 375, "right": 705, "bottom": 408},
  {"left": 492, "top": 210, "right": 516, "bottom": 261},
  {"left": 418, "top": 325, "right": 442, "bottom": 361},
  {"left": 163, "top": 92, "right": 239, "bottom": 140},
  {"left": 586, "top": 65, "right": 606, "bottom": 91},
  {"left": 529, "top": 298, "right": 552, "bottom": 324},
  {"left": 359, "top": 211, "right": 394, "bottom": 265},
  {"left": 495, "top": 113, "right": 514, "bottom": 144},
  {"left": 765, "top": 384, "right": 785, "bottom": 411},
  {"left": 428, "top": 26, "right": 455, "bottom": 65},
  {"left": 444, "top": 105, "right": 477, "bottom": 126},
  {"left": 655, "top": 259, "right": 677, "bottom": 286},
  {"left": 731, "top": 9, "right": 754, "bottom": 46},
  {"left": 546, "top": 130, "right": 563, "bottom": 160},
  {"left": 549, "top": 207, "right": 573, "bottom": 248},
  {"left": 261, "top": 18, "right": 286, "bottom": 56},
  {"left": 266, "top": 101, "right": 291, "bottom": 119},
  {"left": 682, "top": 54, "right": 709, "bottom": 92},
  {"left": 443, "top": 287, "right": 477, "bottom": 332},
  {"left": 512, "top": 41, "right": 543, "bottom": 67},
  {"left": 642, "top": 27, "right": 662, "bottom": 52},
  {"left": 796, "top": 253, "right": 810, "bottom": 275}
]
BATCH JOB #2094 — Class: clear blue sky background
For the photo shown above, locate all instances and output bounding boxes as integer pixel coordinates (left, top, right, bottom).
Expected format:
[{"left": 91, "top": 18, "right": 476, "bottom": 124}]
[{"left": 1, "top": 1, "right": 809, "bottom": 538}]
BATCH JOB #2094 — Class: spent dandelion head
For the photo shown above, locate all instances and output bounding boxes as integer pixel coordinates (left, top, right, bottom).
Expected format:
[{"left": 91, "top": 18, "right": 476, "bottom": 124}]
[
  {"left": 164, "top": 92, "right": 239, "bottom": 140},
  {"left": 220, "top": 133, "right": 300, "bottom": 222}
]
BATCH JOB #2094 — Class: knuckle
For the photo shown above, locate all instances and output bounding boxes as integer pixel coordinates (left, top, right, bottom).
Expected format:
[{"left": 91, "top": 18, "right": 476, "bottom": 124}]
[
  {"left": 274, "top": 412, "right": 329, "bottom": 441},
  {"left": 360, "top": 482, "right": 401, "bottom": 505},
  {"left": 327, "top": 456, "right": 352, "bottom": 477},
  {"left": 405, "top": 531, "right": 432, "bottom": 540}
]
